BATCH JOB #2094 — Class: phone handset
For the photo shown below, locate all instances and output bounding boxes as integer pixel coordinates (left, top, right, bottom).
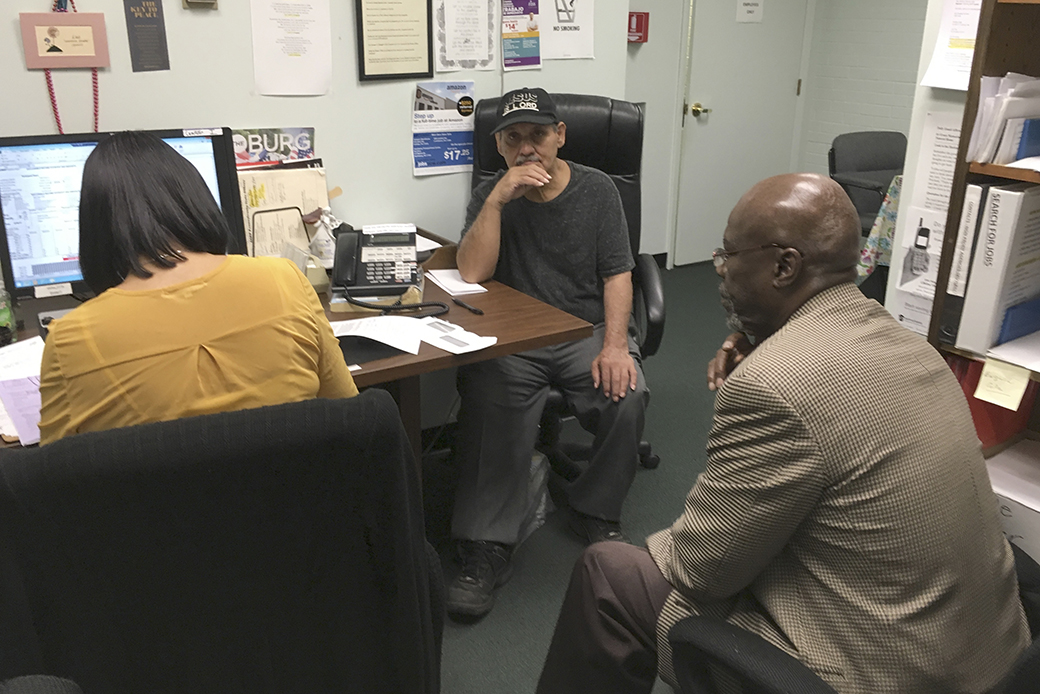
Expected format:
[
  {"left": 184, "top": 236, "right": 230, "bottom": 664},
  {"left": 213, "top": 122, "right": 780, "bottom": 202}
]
[{"left": 332, "top": 228, "right": 361, "bottom": 287}]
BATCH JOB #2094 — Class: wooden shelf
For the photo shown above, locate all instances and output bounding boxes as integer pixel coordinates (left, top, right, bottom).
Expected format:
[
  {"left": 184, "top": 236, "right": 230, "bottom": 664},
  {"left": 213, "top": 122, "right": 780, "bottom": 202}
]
[
  {"left": 998, "top": 0, "right": 1040, "bottom": 5},
  {"left": 969, "top": 162, "right": 1040, "bottom": 183},
  {"left": 938, "top": 343, "right": 1040, "bottom": 382}
]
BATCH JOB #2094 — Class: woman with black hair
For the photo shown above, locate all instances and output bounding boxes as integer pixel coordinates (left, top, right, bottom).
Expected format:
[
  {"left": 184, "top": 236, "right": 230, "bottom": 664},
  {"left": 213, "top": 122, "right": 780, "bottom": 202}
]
[{"left": 38, "top": 131, "right": 357, "bottom": 444}]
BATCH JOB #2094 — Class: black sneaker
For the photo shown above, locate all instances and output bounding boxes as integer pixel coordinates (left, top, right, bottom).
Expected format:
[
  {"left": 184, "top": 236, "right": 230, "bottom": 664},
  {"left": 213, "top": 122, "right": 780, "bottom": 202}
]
[
  {"left": 569, "top": 511, "right": 630, "bottom": 545},
  {"left": 446, "top": 540, "right": 513, "bottom": 619}
]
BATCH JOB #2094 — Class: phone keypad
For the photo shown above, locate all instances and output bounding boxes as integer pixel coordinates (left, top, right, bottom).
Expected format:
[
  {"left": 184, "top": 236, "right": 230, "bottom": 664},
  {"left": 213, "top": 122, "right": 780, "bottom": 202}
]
[{"left": 365, "top": 261, "right": 417, "bottom": 284}]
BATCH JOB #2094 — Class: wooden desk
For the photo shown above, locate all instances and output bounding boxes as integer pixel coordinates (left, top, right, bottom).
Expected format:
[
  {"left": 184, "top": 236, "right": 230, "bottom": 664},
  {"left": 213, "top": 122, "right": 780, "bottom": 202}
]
[{"left": 327, "top": 280, "right": 592, "bottom": 461}]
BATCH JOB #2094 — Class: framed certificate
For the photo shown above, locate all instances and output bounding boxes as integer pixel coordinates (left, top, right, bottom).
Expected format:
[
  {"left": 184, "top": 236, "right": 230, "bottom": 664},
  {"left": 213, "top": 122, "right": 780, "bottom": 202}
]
[
  {"left": 19, "top": 12, "right": 110, "bottom": 70},
  {"left": 355, "top": 0, "right": 433, "bottom": 81}
]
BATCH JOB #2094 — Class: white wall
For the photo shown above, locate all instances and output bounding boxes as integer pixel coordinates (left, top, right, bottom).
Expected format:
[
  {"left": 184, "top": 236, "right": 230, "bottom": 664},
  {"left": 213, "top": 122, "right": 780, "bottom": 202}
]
[
  {"left": 798, "top": 0, "right": 928, "bottom": 174},
  {"left": 0, "top": 0, "right": 630, "bottom": 245},
  {"left": 625, "top": 0, "right": 688, "bottom": 257}
]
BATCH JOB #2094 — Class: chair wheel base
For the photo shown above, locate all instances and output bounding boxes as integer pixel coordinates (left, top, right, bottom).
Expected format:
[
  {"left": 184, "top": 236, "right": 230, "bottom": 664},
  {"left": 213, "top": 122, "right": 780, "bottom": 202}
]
[{"left": 640, "top": 454, "right": 660, "bottom": 469}]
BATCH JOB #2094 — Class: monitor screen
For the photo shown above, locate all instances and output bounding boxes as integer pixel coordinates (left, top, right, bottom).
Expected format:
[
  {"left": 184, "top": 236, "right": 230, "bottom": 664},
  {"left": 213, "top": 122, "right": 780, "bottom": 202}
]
[{"left": 0, "top": 128, "right": 245, "bottom": 302}]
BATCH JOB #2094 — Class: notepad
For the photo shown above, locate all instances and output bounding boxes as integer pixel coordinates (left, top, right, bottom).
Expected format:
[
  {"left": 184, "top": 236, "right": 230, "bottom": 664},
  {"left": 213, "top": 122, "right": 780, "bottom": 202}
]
[{"left": 425, "top": 269, "right": 487, "bottom": 296}]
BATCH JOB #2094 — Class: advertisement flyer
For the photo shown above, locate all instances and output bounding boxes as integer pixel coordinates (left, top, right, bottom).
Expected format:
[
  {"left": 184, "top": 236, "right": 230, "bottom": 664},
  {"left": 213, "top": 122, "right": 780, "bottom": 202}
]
[
  {"left": 412, "top": 82, "right": 475, "bottom": 176},
  {"left": 502, "top": 0, "right": 540, "bottom": 71},
  {"left": 232, "top": 128, "right": 316, "bottom": 167}
]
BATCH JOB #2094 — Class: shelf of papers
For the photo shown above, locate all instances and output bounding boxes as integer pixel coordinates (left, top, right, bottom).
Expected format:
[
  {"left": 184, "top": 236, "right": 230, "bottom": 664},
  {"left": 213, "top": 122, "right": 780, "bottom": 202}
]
[
  {"left": 969, "top": 162, "right": 1040, "bottom": 183},
  {"left": 939, "top": 343, "right": 1040, "bottom": 382},
  {"left": 999, "top": 0, "right": 1040, "bottom": 5}
]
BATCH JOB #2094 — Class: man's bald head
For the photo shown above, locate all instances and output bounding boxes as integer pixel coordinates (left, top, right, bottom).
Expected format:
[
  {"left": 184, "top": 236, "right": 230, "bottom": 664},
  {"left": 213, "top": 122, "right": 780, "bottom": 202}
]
[
  {"left": 716, "top": 174, "right": 862, "bottom": 342},
  {"left": 728, "top": 173, "right": 860, "bottom": 283}
]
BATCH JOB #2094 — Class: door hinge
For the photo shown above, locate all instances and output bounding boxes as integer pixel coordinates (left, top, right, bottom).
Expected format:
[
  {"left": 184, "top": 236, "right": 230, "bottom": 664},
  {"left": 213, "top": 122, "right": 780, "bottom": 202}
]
[
  {"left": 682, "top": 100, "right": 687, "bottom": 127},
  {"left": 797, "top": 79, "right": 802, "bottom": 96}
]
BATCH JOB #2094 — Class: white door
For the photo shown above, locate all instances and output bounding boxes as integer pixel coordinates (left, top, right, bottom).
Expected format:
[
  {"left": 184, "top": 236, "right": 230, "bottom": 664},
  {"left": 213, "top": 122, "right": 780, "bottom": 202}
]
[{"left": 672, "top": 0, "right": 809, "bottom": 265}]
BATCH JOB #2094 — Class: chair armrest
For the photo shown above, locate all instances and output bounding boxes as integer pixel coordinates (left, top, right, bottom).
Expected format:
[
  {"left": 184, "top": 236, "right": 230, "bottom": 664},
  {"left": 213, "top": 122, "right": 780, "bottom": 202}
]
[
  {"left": 634, "top": 253, "right": 665, "bottom": 358},
  {"left": 669, "top": 616, "right": 838, "bottom": 694},
  {"left": 830, "top": 172, "right": 887, "bottom": 195}
]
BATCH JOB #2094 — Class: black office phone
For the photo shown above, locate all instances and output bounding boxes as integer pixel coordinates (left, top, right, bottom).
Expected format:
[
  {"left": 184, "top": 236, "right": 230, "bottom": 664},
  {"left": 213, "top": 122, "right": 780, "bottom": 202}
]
[{"left": 332, "top": 228, "right": 419, "bottom": 297}]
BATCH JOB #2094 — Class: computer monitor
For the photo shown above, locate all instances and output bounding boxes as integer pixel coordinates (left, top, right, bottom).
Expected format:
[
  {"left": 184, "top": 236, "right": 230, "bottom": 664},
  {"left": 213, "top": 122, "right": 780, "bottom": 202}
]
[{"left": 0, "top": 127, "right": 246, "bottom": 303}]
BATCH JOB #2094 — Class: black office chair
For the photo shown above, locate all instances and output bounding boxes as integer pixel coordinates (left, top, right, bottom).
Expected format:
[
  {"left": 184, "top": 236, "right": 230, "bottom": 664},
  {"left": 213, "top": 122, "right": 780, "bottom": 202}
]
[
  {"left": 668, "top": 542, "right": 1040, "bottom": 694},
  {"left": 828, "top": 131, "right": 907, "bottom": 236},
  {"left": 471, "top": 93, "right": 666, "bottom": 475},
  {"left": 0, "top": 391, "right": 443, "bottom": 694}
]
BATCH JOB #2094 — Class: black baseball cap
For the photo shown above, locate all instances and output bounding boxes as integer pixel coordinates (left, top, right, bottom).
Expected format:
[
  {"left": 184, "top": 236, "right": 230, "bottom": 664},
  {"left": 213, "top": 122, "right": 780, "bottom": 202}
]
[{"left": 491, "top": 88, "right": 559, "bottom": 135}]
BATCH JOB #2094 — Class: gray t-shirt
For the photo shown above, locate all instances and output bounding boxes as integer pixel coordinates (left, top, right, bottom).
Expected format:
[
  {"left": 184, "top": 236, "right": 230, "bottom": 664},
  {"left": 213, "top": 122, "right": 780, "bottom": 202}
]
[{"left": 461, "top": 162, "right": 634, "bottom": 325}]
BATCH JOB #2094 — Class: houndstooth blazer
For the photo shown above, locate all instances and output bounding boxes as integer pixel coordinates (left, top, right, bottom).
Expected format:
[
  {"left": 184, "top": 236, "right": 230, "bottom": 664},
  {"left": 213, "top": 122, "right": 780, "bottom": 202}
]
[{"left": 646, "top": 283, "right": 1029, "bottom": 693}]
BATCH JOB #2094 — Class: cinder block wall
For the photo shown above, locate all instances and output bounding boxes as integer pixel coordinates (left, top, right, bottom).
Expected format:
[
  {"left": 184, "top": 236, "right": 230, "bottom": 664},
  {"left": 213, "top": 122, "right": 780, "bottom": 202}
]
[{"left": 799, "top": 0, "right": 929, "bottom": 174}]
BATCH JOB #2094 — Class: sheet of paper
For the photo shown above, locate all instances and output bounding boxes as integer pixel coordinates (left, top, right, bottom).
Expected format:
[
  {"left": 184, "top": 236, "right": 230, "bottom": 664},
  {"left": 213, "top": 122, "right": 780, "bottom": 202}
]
[
  {"left": 502, "top": 0, "right": 541, "bottom": 71},
  {"left": 921, "top": 0, "right": 982, "bottom": 91},
  {"left": 0, "top": 376, "right": 41, "bottom": 445},
  {"left": 736, "top": 1, "right": 763, "bottom": 23},
  {"left": 330, "top": 316, "right": 424, "bottom": 355},
  {"left": 0, "top": 337, "right": 46, "bottom": 440},
  {"left": 895, "top": 206, "right": 946, "bottom": 301},
  {"left": 238, "top": 167, "right": 329, "bottom": 257},
  {"left": 416, "top": 235, "right": 442, "bottom": 252},
  {"left": 413, "top": 82, "right": 475, "bottom": 176},
  {"left": 974, "top": 359, "right": 1031, "bottom": 411},
  {"left": 437, "top": 0, "right": 496, "bottom": 71},
  {"left": 363, "top": 223, "right": 417, "bottom": 235},
  {"left": 249, "top": 0, "right": 332, "bottom": 96},
  {"left": 419, "top": 317, "right": 498, "bottom": 354},
  {"left": 425, "top": 269, "right": 488, "bottom": 295},
  {"left": 988, "top": 330, "right": 1040, "bottom": 371},
  {"left": 1008, "top": 156, "right": 1040, "bottom": 172},
  {"left": 542, "top": 0, "right": 594, "bottom": 60},
  {"left": 912, "top": 111, "right": 962, "bottom": 214}
]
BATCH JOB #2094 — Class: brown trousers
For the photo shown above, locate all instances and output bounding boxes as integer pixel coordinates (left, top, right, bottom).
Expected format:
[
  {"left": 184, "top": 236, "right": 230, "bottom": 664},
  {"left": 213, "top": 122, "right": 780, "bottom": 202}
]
[{"left": 536, "top": 542, "right": 673, "bottom": 694}]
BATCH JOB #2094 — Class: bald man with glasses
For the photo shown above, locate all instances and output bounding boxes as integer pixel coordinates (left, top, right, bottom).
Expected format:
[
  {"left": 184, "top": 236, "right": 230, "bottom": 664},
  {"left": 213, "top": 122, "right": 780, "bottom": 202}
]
[{"left": 535, "top": 173, "right": 1028, "bottom": 694}]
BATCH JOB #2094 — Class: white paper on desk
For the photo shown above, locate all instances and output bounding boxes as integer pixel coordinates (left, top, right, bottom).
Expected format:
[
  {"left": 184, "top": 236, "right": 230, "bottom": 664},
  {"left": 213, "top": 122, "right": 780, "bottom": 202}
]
[
  {"left": 330, "top": 316, "right": 424, "bottom": 355},
  {"left": 249, "top": 0, "right": 332, "bottom": 96},
  {"left": 0, "top": 376, "right": 41, "bottom": 445},
  {"left": 0, "top": 338, "right": 46, "bottom": 439},
  {"left": 419, "top": 317, "right": 497, "bottom": 354},
  {"left": 363, "top": 223, "right": 418, "bottom": 235},
  {"left": 425, "top": 269, "right": 487, "bottom": 296},
  {"left": 416, "top": 235, "right": 442, "bottom": 253}
]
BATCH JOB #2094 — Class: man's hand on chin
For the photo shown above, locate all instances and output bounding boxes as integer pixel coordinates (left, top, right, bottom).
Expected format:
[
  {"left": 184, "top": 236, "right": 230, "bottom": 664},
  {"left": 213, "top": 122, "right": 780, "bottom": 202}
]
[
  {"left": 592, "top": 345, "right": 638, "bottom": 402},
  {"left": 491, "top": 163, "right": 552, "bottom": 205}
]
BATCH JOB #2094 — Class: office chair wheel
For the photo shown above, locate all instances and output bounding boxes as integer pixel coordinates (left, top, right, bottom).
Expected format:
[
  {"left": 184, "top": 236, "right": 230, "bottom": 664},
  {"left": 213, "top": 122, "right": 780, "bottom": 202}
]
[{"left": 640, "top": 453, "right": 660, "bottom": 469}]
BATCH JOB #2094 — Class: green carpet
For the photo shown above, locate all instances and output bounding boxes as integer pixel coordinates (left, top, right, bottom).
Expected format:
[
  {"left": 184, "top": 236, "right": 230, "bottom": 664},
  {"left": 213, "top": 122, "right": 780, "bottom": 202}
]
[{"left": 434, "top": 262, "right": 733, "bottom": 693}]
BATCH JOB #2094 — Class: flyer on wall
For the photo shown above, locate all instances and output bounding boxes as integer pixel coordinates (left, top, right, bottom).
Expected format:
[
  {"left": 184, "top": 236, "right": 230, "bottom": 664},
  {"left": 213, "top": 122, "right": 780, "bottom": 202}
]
[
  {"left": 412, "top": 82, "right": 476, "bottom": 176},
  {"left": 502, "top": 0, "right": 540, "bottom": 71},
  {"left": 435, "top": 0, "right": 496, "bottom": 72}
]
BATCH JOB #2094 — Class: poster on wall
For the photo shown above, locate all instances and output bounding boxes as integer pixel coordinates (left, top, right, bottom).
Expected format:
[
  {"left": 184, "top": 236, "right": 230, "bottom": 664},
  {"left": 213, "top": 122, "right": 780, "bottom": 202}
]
[
  {"left": 435, "top": 0, "right": 496, "bottom": 72},
  {"left": 412, "top": 82, "right": 475, "bottom": 176},
  {"left": 249, "top": 0, "right": 333, "bottom": 95},
  {"left": 232, "top": 128, "right": 316, "bottom": 167},
  {"left": 541, "top": 0, "right": 593, "bottom": 60},
  {"left": 889, "top": 111, "right": 962, "bottom": 335},
  {"left": 356, "top": 0, "right": 434, "bottom": 80},
  {"left": 502, "top": 0, "right": 540, "bottom": 71},
  {"left": 123, "top": 0, "right": 170, "bottom": 72},
  {"left": 921, "top": 0, "right": 982, "bottom": 91}
]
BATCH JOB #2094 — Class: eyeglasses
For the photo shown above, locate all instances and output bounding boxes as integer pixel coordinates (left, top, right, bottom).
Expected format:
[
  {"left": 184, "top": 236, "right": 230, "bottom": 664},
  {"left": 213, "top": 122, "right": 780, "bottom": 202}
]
[{"left": 712, "top": 243, "right": 796, "bottom": 268}]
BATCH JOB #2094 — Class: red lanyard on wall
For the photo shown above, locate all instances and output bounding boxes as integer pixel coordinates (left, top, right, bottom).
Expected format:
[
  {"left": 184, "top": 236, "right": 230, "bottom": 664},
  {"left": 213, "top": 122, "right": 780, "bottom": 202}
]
[{"left": 46, "top": 0, "right": 99, "bottom": 134}]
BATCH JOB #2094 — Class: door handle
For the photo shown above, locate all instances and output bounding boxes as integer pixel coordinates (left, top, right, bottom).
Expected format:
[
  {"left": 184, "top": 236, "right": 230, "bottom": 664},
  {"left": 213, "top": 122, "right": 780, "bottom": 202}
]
[{"left": 689, "top": 102, "right": 713, "bottom": 118}]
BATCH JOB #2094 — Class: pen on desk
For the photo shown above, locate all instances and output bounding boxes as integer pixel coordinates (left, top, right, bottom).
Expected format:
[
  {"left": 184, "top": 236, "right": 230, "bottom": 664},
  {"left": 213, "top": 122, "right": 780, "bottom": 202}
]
[{"left": 452, "top": 297, "right": 484, "bottom": 315}]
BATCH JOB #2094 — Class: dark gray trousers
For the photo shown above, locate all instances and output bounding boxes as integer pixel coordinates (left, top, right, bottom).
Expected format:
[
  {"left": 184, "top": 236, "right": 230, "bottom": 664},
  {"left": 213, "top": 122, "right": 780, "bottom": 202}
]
[
  {"left": 537, "top": 542, "right": 672, "bottom": 694},
  {"left": 452, "top": 324, "right": 647, "bottom": 544}
]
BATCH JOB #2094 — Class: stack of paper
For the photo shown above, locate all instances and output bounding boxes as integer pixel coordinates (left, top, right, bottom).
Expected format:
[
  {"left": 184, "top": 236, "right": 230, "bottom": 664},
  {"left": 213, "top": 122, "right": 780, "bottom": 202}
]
[
  {"left": 425, "top": 269, "right": 487, "bottom": 296},
  {"left": 329, "top": 315, "right": 497, "bottom": 357},
  {"left": 0, "top": 337, "right": 46, "bottom": 445},
  {"left": 968, "top": 73, "right": 1040, "bottom": 164}
]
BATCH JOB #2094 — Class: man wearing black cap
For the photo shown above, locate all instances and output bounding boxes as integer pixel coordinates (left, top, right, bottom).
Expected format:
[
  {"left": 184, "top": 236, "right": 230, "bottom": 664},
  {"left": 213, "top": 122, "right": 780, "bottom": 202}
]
[{"left": 447, "top": 87, "right": 647, "bottom": 619}]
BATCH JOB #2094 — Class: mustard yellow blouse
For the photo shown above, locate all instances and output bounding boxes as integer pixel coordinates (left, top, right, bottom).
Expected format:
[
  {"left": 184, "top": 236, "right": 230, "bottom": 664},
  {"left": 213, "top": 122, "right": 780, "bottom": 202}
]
[{"left": 39, "top": 255, "right": 358, "bottom": 444}]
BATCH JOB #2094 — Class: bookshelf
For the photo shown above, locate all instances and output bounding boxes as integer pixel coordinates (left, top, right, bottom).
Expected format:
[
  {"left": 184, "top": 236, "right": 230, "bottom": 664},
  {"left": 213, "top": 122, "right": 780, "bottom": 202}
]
[{"left": 927, "top": 0, "right": 1040, "bottom": 359}]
